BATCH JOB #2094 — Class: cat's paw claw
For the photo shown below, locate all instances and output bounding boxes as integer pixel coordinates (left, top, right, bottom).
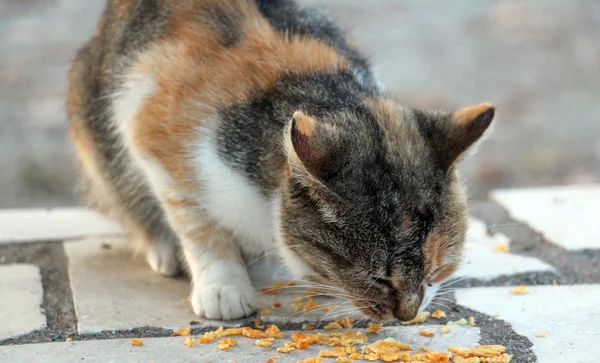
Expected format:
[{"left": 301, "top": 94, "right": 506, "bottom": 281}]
[
  {"left": 146, "top": 243, "right": 180, "bottom": 277},
  {"left": 190, "top": 281, "right": 256, "bottom": 320}
]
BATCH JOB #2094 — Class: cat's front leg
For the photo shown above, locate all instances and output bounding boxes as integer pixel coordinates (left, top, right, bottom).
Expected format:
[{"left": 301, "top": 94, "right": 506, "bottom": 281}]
[{"left": 178, "top": 221, "right": 256, "bottom": 320}]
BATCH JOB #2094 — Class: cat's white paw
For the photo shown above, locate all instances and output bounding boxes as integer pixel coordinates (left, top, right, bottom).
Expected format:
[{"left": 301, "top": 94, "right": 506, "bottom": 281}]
[
  {"left": 146, "top": 241, "right": 180, "bottom": 277},
  {"left": 190, "top": 279, "right": 256, "bottom": 320}
]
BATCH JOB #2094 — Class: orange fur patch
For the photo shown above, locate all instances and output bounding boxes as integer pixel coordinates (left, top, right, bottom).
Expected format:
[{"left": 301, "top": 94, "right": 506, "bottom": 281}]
[{"left": 128, "top": 0, "right": 348, "bottom": 190}]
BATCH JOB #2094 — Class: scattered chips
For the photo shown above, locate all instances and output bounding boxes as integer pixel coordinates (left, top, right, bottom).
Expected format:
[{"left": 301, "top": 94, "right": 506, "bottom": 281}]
[{"left": 218, "top": 338, "right": 236, "bottom": 350}]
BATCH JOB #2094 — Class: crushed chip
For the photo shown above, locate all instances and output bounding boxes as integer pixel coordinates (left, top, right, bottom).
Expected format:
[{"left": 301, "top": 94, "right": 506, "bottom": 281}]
[
  {"left": 453, "top": 354, "right": 513, "bottom": 363},
  {"left": 324, "top": 322, "right": 343, "bottom": 330},
  {"left": 184, "top": 336, "right": 195, "bottom": 348},
  {"left": 439, "top": 325, "right": 451, "bottom": 334},
  {"left": 431, "top": 310, "right": 446, "bottom": 319},
  {"left": 366, "top": 322, "right": 383, "bottom": 334},
  {"left": 512, "top": 286, "right": 529, "bottom": 295},
  {"left": 419, "top": 330, "right": 434, "bottom": 337},
  {"left": 272, "top": 302, "right": 281, "bottom": 308},
  {"left": 401, "top": 311, "right": 430, "bottom": 325},
  {"left": 449, "top": 345, "right": 506, "bottom": 358},
  {"left": 277, "top": 346, "right": 296, "bottom": 353},
  {"left": 322, "top": 305, "right": 334, "bottom": 312},
  {"left": 266, "top": 324, "right": 285, "bottom": 338},
  {"left": 336, "top": 357, "right": 353, "bottom": 363},
  {"left": 468, "top": 316, "right": 477, "bottom": 326},
  {"left": 261, "top": 308, "right": 272, "bottom": 315},
  {"left": 297, "top": 358, "right": 323, "bottom": 363},
  {"left": 449, "top": 318, "right": 468, "bottom": 326},
  {"left": 256, "top": 338, "right": 275, "bottom": 348},
  {"left": 302, "top": 323, "right": 316, "bottom": 331},
  {"left": 320, "top": 350, "right": 345, "bottom": 358},
  {"left": 255, "top": 319, "right": 265, "bottom": 329},
  {"left": 218, "top": 338, "right": 236, "bottom": 350},
  {"left": 536, "top": 332, "right": 547, "bottom": 337},
  {"left": 173, "top": 327, "right": 191, "bottom": 336},
  {"left": 337, "top": 317, "right": 353, "bottom": 329},
  {"left": 130, "top": 339, "right": 144, "bottom": 346},
  {"left": 493, "top": 243, "right": 510, "bottom": 253},
  {"left": 303, "top": 299, "right": 320, "bottom": 313},
  {"left": 65, "top": 338, "right": 73, "bottom": 342}
]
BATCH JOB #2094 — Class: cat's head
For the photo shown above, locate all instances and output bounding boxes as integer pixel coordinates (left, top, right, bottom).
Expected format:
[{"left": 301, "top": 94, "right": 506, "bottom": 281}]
[{"left": 276, "top": 98, "right": 494, "bottom": 321}]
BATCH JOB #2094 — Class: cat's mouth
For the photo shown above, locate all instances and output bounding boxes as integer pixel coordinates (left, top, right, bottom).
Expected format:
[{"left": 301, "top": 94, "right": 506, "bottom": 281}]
[{"left": 353, "top": 300, "right": 393, "bottom": 322}]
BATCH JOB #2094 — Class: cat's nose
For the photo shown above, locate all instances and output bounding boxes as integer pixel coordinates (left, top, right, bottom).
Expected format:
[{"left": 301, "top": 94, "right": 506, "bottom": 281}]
[{"left": 393, "top": 304, "right": 419, "bottom": 322}]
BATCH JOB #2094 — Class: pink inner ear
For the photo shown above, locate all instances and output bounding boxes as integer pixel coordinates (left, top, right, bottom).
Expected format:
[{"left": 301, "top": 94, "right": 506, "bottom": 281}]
[{"left": 290, "top": 114, "right": 334, "bottom": 181}]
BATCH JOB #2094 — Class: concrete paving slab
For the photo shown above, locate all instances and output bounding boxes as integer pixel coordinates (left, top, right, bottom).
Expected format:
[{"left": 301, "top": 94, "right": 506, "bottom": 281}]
[
  {"left": 491, "top": 185, "right": 600, "bottom": 250},
  {"left": 0, "top": 264, "right": 46, "bottom": 340},
  {"left": 65, "top": 238, "right": 197, "bottom": 333},
  {"left": 0, "top": 208, "right": 121, "bottom": 244},
  {"left": 0, "top": 326, "right": 480, "bottom": 363},
  {"left": 456, "top": 219, "right": 556, "bottom": 280},
  {"left": 456, "top": 284, "right": 600, "bottom": 363}
]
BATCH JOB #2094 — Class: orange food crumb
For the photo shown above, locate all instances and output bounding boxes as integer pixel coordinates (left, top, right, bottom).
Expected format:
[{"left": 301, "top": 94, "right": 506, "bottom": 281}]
[
  {"left": 173, "top": 327, "right": 191, "bottom": 336},
  {"left": 493, "top": 243, "right": 510, "bottom": 253},
  {"left": 319, "top": 350, "right": 344, "bottom": 358},
  {"left": 254, "top": 319, "right": 265, "bottom": 329},
  {"left": 184, "top": 336, "right": 195, "bottom": 348},
  {"left": 255, "top": 338, "right": 275, "bottom": 348},
  {"left": 431, "top": 310, "right": 446, "bottom": 319},
  {"left": 336, "top": 317, "right": 353, "bottom": 329},
  {"left": 65, "top": 338, "right": 73, "bottom": 342},
  {"left": 419, "top": 330, "right": 435, "bottom": 337},
  {"left": 302, "top": 324, "right": 316, "bottom": 331},
  {"left": 297, "top": 358, "right": 323, "bottom": 363},
  {"left": 303, "top": 299, "right": 320, "bottom": 313},
  {"left": 266, "top": 324, "right": 285, "bottom": 338},
  {"left": 261, "top": 308, "right": 271, "bottom": 315},
  {"left": 241, "top": 327, "right": 268, "bottom": 339},
  {"left": 512, "top": 285, "right": 529, "bottom": 295},
  {"left": 217, "top": 338, "right": 236, "bottom": 350},
  {"left": 272, "top": 302, "right": 281, "bottom": 308},
  {"left": 401, "top": 311, "right": 430, "bottom": 325},
  {"left": 322, "top": 305, "right": 333, "bottom": 312},
  {"left": 277, "top": 346, "right": 296, "bottom": 353},
  {"left": 324, "top": 322, "right": 342, "bottom": 330},
  {"left": 366, "top": 322, "right": 383, "bottom": 334},
  {"left": 130, "top": 338, "right": 144, "bottom": 346}
]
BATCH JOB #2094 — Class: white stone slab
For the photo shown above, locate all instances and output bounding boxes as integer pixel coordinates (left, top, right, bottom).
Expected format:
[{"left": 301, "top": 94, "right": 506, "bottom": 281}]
[
  {"left": 0, "top": 264, "right": 46, "bottom": 339},
  {"left": 456, "top": 218, "right": 556, "bottom": 280},
  {"left": 65, "top": 238, "right": 196, "bottom": 333},
  {"left": 0, "top": 326, "right": 480, "bottom": 363},
  {"left": 0, "top": 208, "right": 122, "bottom": 244},
  {"left": 491, "top": 185, "right": 600, "bottom": 250},
  {"left": 456, "top": 284, "right": 600, "bottom": 363}
]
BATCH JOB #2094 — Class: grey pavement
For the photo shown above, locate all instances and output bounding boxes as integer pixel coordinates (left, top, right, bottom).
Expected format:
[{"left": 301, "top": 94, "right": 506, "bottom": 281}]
[{"left": 1, "top": 185, "right": 599, "bottom": 362}]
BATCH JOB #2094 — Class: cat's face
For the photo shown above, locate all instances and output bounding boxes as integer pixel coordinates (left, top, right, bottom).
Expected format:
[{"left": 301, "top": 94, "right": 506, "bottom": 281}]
[{"left": 277, "top": 99, "right": 494, "bottom": 321}]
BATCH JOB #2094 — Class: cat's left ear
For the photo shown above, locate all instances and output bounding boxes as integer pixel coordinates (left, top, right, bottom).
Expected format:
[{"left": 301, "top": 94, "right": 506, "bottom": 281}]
[
  {"left": 424, "top": 103, "right": 495, "bottom": 170},
  {"left": 286, "top": 111, "right": 340, "bottom": 182}
]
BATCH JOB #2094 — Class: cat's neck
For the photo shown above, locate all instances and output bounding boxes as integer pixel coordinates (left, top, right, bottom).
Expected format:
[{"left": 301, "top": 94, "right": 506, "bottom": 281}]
[{"left": 215, "top": 70, "right": 376, "bottom": 197}]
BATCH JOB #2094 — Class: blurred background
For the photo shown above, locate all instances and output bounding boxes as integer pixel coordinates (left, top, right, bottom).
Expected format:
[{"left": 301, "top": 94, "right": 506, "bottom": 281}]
[{"left": 1, "top": 0, "right": 599, "bottom": 208}]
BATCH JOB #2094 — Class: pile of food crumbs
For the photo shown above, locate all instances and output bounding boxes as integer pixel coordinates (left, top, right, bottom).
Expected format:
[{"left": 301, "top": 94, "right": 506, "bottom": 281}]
[{"left": 165, "top": 319, "right": 511, "bottom": 363}]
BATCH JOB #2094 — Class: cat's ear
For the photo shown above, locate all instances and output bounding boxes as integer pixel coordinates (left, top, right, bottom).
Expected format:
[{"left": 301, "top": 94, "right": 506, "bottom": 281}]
[
  {"left": 426, "top": 103, "right": 495, "bottom": 170},
  {"left": 287, "top": 111, "right": 339, "bottom": 181}
]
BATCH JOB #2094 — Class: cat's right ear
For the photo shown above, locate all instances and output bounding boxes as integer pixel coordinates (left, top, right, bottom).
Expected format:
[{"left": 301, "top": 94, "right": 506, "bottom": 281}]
[{"left": 287, "top": 111, "right": 339, "bottom": 182}]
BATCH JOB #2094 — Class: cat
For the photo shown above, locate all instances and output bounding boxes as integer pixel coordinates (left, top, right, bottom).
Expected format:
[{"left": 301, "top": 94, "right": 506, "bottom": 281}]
[{"left": 67, "top": 0, "right": 494, "bottom": 321}]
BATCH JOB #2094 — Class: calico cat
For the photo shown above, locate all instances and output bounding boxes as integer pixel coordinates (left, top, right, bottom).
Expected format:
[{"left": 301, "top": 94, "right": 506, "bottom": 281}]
[{"left": 67, "top": 0, "right": 494, "bottom": 321}]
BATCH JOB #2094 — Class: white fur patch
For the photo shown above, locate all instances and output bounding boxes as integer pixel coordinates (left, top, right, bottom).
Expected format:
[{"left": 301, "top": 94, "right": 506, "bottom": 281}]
[
  {"left": 420, "top": 282, "right": 441, "bottom": 312},
  {"left": 112, "top": 73, "right": 157, "bottom": 141},
  {"left": 193, "top": 137, "right": 275, "bottom": 255}
]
